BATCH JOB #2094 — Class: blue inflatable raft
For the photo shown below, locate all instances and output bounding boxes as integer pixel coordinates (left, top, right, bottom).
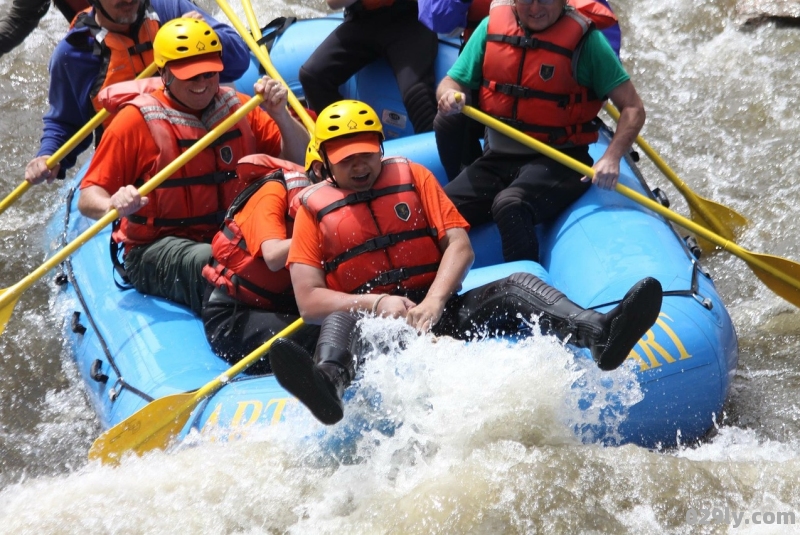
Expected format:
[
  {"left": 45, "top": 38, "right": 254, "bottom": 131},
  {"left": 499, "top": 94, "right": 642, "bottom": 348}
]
[{"left": 49, "top": 16, "right": 737, "bottom": 452}]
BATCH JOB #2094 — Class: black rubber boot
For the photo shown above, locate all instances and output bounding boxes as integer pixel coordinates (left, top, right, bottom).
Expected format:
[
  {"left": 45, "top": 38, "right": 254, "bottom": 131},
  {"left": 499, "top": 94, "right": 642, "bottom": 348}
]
[
  {"left": 269, "top": 312, "right": 359, "bottom": 425},
  {"left": 448, "top": 272, "right": 662, "bottom": 371},
  {"left": 270, "top": 340, "right": 354, "bottom": 425},
  {"left": 531, "top": 276, "right": 663, "bottom": 370}
]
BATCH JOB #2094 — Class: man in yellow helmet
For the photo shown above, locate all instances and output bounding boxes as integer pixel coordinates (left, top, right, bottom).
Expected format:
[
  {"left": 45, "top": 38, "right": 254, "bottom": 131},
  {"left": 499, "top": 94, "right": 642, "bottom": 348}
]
[
  {"left": 24, "top": 0, "right": 249, "bottom": 185},
  {"left": 268, "top": 100, "right": 662, "bottom": 425},
  {"left": 77, "top": 19, "right": 309, "bottom": 314}
]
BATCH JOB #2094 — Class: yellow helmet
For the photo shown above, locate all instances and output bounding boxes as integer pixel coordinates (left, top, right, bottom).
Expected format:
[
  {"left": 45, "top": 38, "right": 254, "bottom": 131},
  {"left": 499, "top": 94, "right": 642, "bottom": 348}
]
[
  {"left": 305, "top": 142, "right": 323, "bottom": 173},
  {"left": 153, "top": 18, "right": 222, "bottom": 68},
  {"left": 313, "top": 100, "right": 384, "bottom": 149}
]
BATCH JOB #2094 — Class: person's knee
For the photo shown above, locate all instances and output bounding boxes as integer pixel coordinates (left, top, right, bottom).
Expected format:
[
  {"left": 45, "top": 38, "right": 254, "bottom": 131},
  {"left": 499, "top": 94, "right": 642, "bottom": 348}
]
[
  {"left": 403, "top": 82, "right": 436, "bottom": 133},
  {"left": 491, "top": 188, "right": 530, "bottom": 221},
  {"left": 298, "top": 63, "right": 318, "bottom": 89}
]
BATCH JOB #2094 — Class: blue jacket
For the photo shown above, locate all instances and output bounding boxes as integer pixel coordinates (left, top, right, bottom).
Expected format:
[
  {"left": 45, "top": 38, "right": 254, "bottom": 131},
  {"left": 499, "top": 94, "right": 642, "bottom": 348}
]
[{"left": 37, "top": 0, "right": 250, "bottom": 176}]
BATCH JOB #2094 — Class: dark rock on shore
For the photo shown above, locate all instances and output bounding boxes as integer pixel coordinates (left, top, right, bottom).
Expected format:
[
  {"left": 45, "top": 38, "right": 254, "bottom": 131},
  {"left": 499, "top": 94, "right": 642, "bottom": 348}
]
[{"left": 736, "top": 0, "right": 800, "bottom": 27}]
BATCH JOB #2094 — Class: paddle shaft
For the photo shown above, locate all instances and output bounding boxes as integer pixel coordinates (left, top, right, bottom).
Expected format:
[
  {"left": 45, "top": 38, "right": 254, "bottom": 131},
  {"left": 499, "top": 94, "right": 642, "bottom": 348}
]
[
  {"left": 215, "top": 0, "right": 316, "bottom": 135},
  {"left": 603, "top": 102, "right": 742, "bottom": 240},
  {"left": 0, "top": 94, "right": 265, "bottom": 316},
  {"left": 89, "top": 317, "right": 305, "bottom": 462},
  {"left": 461, "top": 104, "right": 800, "bottom": 298},
  {"left": 0, "top": 63, "right": 159, "bottom": 216}
]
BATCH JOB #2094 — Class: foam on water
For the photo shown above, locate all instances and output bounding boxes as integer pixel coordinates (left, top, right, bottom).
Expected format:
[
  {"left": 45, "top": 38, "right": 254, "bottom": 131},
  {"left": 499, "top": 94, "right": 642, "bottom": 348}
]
[{"left": 0, "top": 318, "right": 650, "bottom": 532}]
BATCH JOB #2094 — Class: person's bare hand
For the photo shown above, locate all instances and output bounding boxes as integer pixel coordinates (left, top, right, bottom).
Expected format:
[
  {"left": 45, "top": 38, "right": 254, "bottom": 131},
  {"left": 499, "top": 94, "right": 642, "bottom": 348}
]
[
  {"left": 109, "top": 185, "right": 148, "bottom": 217},
  {"left": 25, "top": 156, "right": 60, "bottom": 185},
  {"left": 254, "top": 76, "right": 289, "bottom": 118}
]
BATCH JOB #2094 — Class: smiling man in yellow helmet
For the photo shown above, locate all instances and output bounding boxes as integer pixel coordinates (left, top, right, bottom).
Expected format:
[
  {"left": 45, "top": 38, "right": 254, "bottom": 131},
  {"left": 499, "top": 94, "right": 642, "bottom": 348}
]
[
  {"left": 268, "top": 99, "right": 662, "bottom": 426},
  {"left": 77, "top": 18, "right": 309, "bottom": 314},
  {"left": 25, "top": 0, "right": 251, "bottom": 186}
]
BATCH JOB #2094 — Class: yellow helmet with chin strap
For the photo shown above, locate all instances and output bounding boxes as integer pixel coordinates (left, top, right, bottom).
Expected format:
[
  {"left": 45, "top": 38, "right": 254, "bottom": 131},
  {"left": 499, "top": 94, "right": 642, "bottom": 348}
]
[
  {"left": 153, "top": 18, "right": 222, "bottom": 68},
  {"left": 312, "top": 100, "right": 384, "bottom": 150},
  {"left": 305, "top": 143, "right": 323, "bottom": 173}
]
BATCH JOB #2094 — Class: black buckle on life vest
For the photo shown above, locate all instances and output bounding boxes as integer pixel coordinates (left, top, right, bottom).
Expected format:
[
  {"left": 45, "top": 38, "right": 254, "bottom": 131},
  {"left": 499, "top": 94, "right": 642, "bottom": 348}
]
[
  {"left": 351, "top": 190, "right": 377, "bottom": 203},
  {"left": 517, "top": 36, "right": 541, "bottom": 49}
]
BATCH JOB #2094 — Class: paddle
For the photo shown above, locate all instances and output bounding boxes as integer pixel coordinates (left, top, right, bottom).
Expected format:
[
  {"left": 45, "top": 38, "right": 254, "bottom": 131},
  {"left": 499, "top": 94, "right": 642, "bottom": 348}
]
[
  {"left": 89, "top": 317, "right": 305, "bottom": 463},
  {"left": 0, "top": 62, "right": 159, "bottom": 216},
  {"left": 461, "top": 103, "right": 800, "bottom": 308},
  {"left": 215, "top": 0, "right": 316, "bottom": 135},
  {"left": 603, "top": 102, "right": 747, "bottom": 243},
  {"left": 0, "top": 92, "right": 266, "bottom": 337}
]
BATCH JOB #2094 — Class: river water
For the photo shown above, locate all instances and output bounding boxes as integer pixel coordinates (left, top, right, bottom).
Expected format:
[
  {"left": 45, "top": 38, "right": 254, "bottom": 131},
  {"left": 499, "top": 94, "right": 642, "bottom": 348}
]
[{"left": 0, "top": 0, "right": 799, "bottom": 533}]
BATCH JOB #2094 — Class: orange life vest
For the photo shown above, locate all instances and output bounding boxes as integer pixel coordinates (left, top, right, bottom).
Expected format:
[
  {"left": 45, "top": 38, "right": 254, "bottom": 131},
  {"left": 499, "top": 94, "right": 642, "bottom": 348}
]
[
  {"left": 202, "top": 155, "right": 312, "bottom": 310},
  {"left": 479, "top": 3, "right": 606, "bottom": 147},
  {"left": 464, "top": 0, "right": 616, "bottom": 44},
  {"left": 70, "top": 6, "right": 160, "bottom": 125},
  {"left": 110, "top": 86, "right": 259, "bottom": 250},
  {"left": 464, "top": 0, "right": 492, "bottom": 43},
  {"left": 299, "top": 158, "right": 441, "bottom": 295}
]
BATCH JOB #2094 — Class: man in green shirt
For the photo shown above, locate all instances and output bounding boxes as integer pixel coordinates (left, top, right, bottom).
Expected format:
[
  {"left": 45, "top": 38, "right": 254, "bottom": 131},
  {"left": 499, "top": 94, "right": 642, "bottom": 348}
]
[{"left": 437, "top": 0, "right": 645, "bottom": 263}]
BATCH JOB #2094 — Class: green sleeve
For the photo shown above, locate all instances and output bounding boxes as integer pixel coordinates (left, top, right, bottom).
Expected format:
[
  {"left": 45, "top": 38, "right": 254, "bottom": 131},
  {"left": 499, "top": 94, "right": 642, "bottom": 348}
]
[
  {"left": 446, "top": 18, "right": 489, "bottom": 90},
  {"left": 575, "top": 30, "right": 629, "bottom": 99}
]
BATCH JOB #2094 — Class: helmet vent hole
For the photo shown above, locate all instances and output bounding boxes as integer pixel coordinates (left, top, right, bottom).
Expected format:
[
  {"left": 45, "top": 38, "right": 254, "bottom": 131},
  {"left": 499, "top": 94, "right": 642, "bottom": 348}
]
[{"left": 176, "top": 46, "right": 189, "bottom": 52}]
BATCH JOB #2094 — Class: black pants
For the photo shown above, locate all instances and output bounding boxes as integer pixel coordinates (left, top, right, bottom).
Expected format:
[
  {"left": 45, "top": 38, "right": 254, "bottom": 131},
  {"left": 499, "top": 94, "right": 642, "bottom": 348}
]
[
  {"left": 443, "top": 148, "right": 594, "bottom": 263},
  {"left": 202, "top": 286, "right": 320, "bottom": 375},
  {"left": 298, "top": 4, "right": 438, "bottom": 133}
]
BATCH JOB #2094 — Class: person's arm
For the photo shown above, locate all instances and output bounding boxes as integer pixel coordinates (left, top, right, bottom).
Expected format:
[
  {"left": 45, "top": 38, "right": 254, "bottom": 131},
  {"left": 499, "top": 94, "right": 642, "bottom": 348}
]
[
  {"left": 253, "top": 76, "right": 310, "bottom": 166},
  {"left": 288, "top": 206, "right": 416, "bottom": 323},
  {"left": 290, "top": 263, "right": 416, "bottom": 324},
  {"left": 587, "top": 80, "right": 645, "bottom": 190},
  {"left": 261, "top": 239, "right": 291, "bottom": 272},
  {"left": 78, "top": 184, "right": 148, "bottom": 219},
  {"left": 0, "top": 0, "right": 50, "bottom": 57},
  {"left": 152, "top": 0, "right": 250, "bottom": 83},
  {"left": 436, "top": 17, "right": 488, "bottom": 116},
  {"left": 405, "top": 227, "right": 473, "bottom": 331},
  {"left": 576, "top": 30, "right": 644, "bottom": 190},
  {"left": 77, "top": 108, "right": 151, "bottom": 219},
  {"left": 30, "top": 39, "right": 98, "bottom": 181}
]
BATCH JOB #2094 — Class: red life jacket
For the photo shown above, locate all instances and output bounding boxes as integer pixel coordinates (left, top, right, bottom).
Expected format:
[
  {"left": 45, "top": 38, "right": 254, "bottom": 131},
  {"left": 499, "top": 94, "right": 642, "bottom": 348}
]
[
  {"left": 70, "top": 6, "right": 160, "bottom": 125},
  {"left": 299, "top": 158, "right": 441, "bottom": 295},
  {"left": 465, "top": 0, "right": 616, "bottom": 44},
  {"left": 479, "top": 3, "right": 606, "bottom": 147},
  {"left": 111, "top": 86, "right": 259, "bottom": 250},
  {"left": 464, "top": 0, "right": 492, "bottom": 43},
  {"left": 202, "top": 155, "right": 311, "bottom": 310},
  {"left": 360, "top": 0, "right": 396, "bottom": 9}
]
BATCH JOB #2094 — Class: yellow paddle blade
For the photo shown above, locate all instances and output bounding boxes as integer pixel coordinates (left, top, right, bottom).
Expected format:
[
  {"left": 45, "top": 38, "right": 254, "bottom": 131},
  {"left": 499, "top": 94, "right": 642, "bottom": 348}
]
[
  {"left": 730, "top": 249, "right": 800, "bottom": 309},
  {"left": 89, "top": 318, "right": 304, "bottom": 463},
  {"left": 0, "top": 288, "right": 19, "bottom": 336},
  {"left": 690, "top": 201, "right": 749, "bottom": 253},
  {"left": 88, "top": 391, "right": 198, "bottom": 464}
]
